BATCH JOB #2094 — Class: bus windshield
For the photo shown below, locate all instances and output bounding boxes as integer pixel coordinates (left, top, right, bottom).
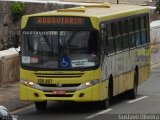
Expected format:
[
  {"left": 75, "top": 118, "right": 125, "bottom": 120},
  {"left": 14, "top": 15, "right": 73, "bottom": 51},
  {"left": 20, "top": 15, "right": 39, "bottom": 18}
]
[{"left": 21, "top": 30, "right": 99, "bottom": 69}]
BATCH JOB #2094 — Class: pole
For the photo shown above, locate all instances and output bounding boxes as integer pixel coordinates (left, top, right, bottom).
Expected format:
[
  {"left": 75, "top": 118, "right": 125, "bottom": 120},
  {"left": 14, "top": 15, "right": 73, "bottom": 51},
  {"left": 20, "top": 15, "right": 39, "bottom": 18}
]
[{"left": 117, "top": 0, "right": 119, "bottom": 4}]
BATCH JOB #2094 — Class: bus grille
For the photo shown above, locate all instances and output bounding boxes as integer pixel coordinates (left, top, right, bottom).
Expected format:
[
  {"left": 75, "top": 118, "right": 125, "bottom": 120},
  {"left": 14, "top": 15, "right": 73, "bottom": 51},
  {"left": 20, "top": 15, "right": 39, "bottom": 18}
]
[
  {"left": 45, "top": 94, "right": 73, "bottom": 97},
  {"left": 39, "top": 83, "right": 80, "bottom": 87},
  {"left": 34, "top": 73, "right": 84, "bottom": 78}
]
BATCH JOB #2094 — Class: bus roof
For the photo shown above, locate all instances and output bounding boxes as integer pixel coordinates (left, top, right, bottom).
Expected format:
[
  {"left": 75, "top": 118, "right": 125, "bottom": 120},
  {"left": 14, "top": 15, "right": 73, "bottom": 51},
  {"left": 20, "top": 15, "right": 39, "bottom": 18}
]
[
  {"left": 25, "top": 4, "right": 148, "bottom": 18},
  {"left": 22, "top": 3, "right": 149, "bottom": 29}
]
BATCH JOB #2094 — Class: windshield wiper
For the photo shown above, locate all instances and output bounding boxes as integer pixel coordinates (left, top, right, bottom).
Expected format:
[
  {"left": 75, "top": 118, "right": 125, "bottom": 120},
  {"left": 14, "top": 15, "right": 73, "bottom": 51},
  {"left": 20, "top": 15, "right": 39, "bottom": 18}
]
[
  {"left": 40, "top": 32, "right": 54, "bottom": 51},
  {"left": 66, "top": 31, "right": 78, "bottom": 46},
  {"left": 59, "top": 31, "right": 78, "bottom": 54}
]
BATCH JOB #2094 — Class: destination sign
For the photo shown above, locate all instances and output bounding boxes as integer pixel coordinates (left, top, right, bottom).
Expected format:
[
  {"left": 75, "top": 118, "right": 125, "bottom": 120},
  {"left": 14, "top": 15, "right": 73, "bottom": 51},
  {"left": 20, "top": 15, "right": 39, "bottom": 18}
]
[
  {"left": 37, "top": 17, "right": 84, "bottom": 25},
  {"left": 26, "top": 16, "right": 92, "bottom": 28}
]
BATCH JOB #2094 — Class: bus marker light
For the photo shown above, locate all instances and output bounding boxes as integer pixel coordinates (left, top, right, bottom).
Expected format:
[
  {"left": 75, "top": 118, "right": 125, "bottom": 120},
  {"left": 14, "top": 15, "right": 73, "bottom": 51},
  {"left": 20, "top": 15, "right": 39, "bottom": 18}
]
[{"left": 24, "top": 81, "right": 28, "bottom": 85}]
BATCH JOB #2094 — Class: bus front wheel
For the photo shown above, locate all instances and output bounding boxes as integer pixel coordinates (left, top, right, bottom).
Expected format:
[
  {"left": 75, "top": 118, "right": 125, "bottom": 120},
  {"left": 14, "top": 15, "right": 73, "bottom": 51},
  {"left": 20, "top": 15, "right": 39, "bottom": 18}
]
[
  {"left": 99, "top": 83, "right": 111, "bottom": 109},
  {"left": 35, "top": 101, "right": 47, "bottom": 111},
  {"left": 99, "top": 98, "right": 109, "bottom": 109}
]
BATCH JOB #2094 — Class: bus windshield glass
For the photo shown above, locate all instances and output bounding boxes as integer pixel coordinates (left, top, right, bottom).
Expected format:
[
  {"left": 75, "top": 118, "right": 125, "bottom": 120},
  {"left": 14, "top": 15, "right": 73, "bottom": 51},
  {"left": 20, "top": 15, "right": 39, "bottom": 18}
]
[{"left": 21, "top": 30, "right": 99, "bottom": 69}]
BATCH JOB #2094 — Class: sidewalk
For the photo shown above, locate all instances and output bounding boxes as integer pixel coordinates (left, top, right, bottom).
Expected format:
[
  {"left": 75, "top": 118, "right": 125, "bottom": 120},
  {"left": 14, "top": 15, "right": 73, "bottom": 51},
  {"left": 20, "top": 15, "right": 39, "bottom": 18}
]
[{"left": 0, "top": 82, "right": 31, "bottom": 111}]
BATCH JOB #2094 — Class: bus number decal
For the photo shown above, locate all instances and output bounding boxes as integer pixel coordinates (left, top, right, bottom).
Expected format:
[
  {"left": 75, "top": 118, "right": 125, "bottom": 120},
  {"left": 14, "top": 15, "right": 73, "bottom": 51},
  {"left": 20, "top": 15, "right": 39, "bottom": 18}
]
[{"left": 38, "top": 79, "right": 52, "bottom": 84}]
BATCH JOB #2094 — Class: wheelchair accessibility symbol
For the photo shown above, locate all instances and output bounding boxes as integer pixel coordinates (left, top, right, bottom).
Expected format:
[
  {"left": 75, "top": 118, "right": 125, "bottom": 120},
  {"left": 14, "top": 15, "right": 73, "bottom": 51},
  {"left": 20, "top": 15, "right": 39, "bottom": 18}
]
[{"left": 59, "top": 56, "right": 71, "bottom": 68}]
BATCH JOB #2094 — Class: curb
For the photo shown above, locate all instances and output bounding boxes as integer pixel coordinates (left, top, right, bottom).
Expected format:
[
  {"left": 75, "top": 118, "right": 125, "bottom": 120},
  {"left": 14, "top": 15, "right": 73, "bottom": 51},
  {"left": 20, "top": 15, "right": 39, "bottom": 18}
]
[{"left": 11, "top": 103, "right": 33, "bottom": 114}]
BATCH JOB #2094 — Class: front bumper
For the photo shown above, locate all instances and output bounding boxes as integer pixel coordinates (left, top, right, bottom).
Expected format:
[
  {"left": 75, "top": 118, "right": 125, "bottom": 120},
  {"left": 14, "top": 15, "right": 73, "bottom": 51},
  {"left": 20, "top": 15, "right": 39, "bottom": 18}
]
[{"left": 20, "top": 83, "right": 100, "bottom": 102}]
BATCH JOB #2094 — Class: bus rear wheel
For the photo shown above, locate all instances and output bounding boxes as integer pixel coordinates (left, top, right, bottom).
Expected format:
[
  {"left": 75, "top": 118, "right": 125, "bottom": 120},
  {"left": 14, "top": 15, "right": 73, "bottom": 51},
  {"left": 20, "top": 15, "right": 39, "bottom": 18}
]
[
  {"left": 128, "top": 71, "right": 138, "bottom": 99},
  {"left": 35, "top": 101, "right": 47, "bottom": 111}
]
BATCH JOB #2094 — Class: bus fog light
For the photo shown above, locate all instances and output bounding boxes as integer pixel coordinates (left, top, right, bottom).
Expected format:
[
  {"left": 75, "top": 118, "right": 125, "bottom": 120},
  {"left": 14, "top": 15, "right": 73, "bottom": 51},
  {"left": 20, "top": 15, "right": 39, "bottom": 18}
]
[{"left": 34, "top": 93, "right": 39, "bottom": 97}]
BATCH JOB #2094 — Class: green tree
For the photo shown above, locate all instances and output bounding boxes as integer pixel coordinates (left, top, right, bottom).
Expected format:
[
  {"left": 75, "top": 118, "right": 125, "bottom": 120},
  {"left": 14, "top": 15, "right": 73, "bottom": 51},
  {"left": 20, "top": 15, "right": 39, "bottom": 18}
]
[
  {"left": 10, "top": 2, "right": 25, "bottom": 21},
  {"left": 156, "top": 0, "right": 160, "bottom": 14}
]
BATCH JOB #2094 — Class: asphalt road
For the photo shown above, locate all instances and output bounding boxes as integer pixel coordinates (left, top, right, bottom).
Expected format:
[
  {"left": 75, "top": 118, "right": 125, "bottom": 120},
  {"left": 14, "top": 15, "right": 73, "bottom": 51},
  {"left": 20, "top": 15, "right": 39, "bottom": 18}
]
[{"left": 14, "top": 67, "right": 160, "bottom": 120}]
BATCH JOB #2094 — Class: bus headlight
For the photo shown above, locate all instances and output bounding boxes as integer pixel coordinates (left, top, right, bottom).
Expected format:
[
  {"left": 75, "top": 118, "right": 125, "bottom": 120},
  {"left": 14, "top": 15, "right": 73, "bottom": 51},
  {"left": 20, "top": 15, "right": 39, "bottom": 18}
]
[
  {"left": 29, "top": 81, "right": 34, "bottom": 86},
  {"left": 85, "top": 82, "right": 91, "bottom": 87},
  {"left": 79, "top": 80, "right": 100, "bottom": 89},
  {"left": 20, "top": 79, "right": 34, "bottom": 86}
]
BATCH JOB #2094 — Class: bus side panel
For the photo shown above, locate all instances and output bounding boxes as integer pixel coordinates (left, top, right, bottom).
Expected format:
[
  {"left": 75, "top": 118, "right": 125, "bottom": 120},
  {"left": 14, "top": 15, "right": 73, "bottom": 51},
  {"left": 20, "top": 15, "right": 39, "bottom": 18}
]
[
  {"left": 136, "top": 47, "right": 142, "bottom": 85},
  {"left": 123, "top": 50, "right": 131, "bottom": 91},
  {"left": 123, "top": 72, "right": 131, "bottom": 91},
  {"left": 118, "top": 74, "right": 125, "bottom": 94},
  {"left": 139, "top": 65, "right": 150, "bottom": 85},
  {"left": 123, "top": 74, "right": 127, "bottom": 91},
  {"left": 138, "top": 46, "right": 150, "bottom": 84},
  {"left": 113, "top": 77, "right": 119, "bottom": 96},
  {"left": 107, "top": 55, "right": 116, "bottom": 96},
  {"left": 20, "top": 84, "right": 28, "bottom": 100},
  {"left": 101, "top": 55, "right": 110, "bottom": 100},
  {"left": 106, "top": 55, "right": 116, "bottom": 79},
  {"left": 128, "top": 49, "right": 136, "bottom": 90},
  {"left": 115, "top": 52, "right": 124, "bottom": 94},
  {"left": 99, "top": 80, "right": 109, "bottom": 101},
  {"left": 130, "top": 49, "right": 136, "bottom": 72},
  {"left": 128, "top": 71, "right": 134, "bottom": 90}
]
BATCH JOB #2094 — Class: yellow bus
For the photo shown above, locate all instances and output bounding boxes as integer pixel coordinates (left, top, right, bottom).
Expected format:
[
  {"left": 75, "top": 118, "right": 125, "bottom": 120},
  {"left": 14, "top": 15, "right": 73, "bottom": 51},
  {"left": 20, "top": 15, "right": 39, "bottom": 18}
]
[{"left": 18, "top": 3, "right": 151, "bottom": 111}]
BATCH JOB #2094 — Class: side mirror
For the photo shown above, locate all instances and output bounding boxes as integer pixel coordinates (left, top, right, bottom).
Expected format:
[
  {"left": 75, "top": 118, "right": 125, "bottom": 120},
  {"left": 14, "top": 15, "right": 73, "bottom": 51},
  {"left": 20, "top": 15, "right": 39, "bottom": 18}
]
[{"left": 13, "top": 35, "right": 19, "bottom": 48}]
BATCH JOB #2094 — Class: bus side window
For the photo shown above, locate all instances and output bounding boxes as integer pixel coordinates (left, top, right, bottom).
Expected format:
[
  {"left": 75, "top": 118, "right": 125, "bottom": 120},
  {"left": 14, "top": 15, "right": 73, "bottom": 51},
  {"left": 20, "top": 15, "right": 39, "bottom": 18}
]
[
  {"left": 115, "top": 21, "right": 123, "bottom": 52},
  {"left": 106, "top": 23, "right": 115, "bottom": 54},
  {"left": 129, "top": 18, "right": 136, "bottom": 48},
  {"left": 122, "top": 19, "right": 129, "bottom": 50},
  {"left": 140, "top": 15, "right": 148, "bottom": 45},
  {"left": 135, "top": 16, "right": 141, "bottom": 46},
  {"left": 146, "top": 14, "right": 150, "bottom": 43}
]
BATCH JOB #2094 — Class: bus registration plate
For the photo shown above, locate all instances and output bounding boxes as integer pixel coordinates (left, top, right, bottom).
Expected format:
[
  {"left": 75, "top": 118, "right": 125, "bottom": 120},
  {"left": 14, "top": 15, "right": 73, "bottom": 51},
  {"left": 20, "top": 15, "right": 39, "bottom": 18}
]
[{"left": 52, "top": 90, "right": 66, "bottom": 95}]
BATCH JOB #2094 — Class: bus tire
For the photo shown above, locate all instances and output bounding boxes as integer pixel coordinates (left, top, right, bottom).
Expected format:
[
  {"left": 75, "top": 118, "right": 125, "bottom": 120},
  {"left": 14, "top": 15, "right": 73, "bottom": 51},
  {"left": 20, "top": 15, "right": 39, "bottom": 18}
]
[
  {"left": 99, "top": 77, "right": 112, "bottom": 109},
  {"left": 109, "top": 76, "right": 113, "bottom": 101},
  {"left": 128, "top": 71, "right": 138, "bottom": 99},
  {"left": 99, "top": 95, "right": 109, "bottom": 109},
  {"left": 99, "top": 99, "right": 109, "bottom": 109},
  {"left": 35, "top": 101, "right": 47, "bottom": 111}
]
